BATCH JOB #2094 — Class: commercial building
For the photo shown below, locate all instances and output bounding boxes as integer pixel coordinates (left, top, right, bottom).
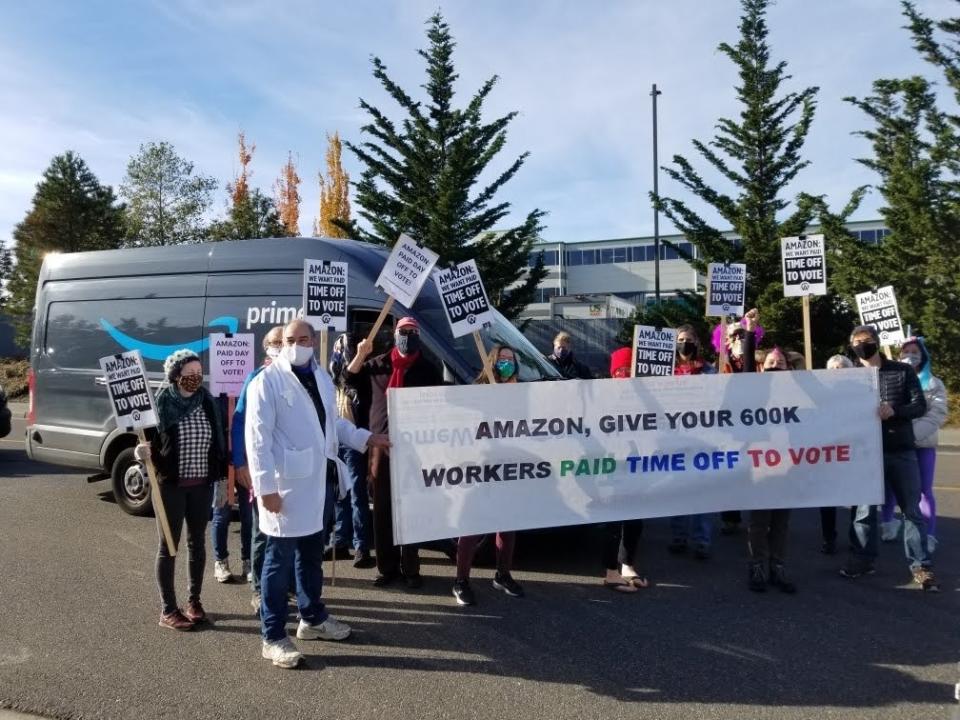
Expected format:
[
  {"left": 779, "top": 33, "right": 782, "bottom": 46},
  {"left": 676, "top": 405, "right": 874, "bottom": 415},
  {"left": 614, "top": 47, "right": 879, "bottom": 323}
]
[{"left": 520, "top": 219, "right": 890, "bottom": 319}]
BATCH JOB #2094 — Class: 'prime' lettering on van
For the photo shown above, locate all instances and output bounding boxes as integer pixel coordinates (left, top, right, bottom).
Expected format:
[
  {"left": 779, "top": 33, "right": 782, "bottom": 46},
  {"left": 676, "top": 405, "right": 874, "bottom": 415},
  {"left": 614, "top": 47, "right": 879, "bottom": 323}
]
[{"left": 246, "top": 301, "right": 302, "bottom": 330}]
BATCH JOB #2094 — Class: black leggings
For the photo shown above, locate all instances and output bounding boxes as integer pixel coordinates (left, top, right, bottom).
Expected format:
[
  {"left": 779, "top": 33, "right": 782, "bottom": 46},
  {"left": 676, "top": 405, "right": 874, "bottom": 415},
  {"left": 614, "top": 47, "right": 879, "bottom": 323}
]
[
  {"left": 155, "top": 482, "right": 213, "bottom": 615},
  {"left": 602, "top": 520, "right": 644, "bottom": 571}
]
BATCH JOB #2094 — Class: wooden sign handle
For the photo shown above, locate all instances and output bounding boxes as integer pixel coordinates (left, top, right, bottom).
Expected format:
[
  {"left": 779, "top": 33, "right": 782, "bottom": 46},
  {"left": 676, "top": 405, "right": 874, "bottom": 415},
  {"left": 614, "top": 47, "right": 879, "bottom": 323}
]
[
  {"left": 472, "top": 331, "right": 496, "bottom": 384},
  {"left": 718, "top": 316, "right": 730, "bottom": 372},
  {"left": 137, "top": 428, "right": 177, "bottom": 557},
  {"left": 319, "top": 329, "right": 329, "bottom": 368},
  {"left": 802, "top": 295, "right": 813, "bottom": 371},
  {"left": 366, "top": 296, "right": 396, "bottom": 344}
]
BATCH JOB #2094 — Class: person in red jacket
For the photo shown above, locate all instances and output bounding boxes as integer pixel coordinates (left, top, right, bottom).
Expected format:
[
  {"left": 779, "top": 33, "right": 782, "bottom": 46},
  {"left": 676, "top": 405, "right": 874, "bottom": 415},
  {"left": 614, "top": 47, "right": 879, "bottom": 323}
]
[{"left": 600, "top": 347, "right": 648, "bottom": 592}]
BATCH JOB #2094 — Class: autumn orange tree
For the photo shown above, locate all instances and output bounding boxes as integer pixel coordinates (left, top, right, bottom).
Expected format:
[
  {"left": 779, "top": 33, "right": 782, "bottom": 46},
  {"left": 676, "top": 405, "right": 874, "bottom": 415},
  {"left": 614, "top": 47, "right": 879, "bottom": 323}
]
[
  {"left": 209, "top": 132, "right": 288, "bottom": 239},
  {"left": 275, "top": 152, "right": 301, "bottom": 236},
  {"left": 315, "top": 132, "right": 350, "bottom": 238}
]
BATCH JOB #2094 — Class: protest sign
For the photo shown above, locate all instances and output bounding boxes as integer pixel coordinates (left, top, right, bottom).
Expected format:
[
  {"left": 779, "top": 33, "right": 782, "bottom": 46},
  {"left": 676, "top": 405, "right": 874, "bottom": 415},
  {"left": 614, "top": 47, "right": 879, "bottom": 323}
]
[
  {"left": 387, "top": 368, "right": 883, "bottom": 544},
  {"left": 367, "top": 234, "right": 441, "bottom": 343},
  {"left": 99, "top": 350, "right": 175, "bottom": 556},
  {"left": 706, "top": 263, "right": 746, "bottom": 317},
  {"left": 856, "top": 286, "right": 905, "bottom": 346},
  {"left": 781, "top": 234, "right": 826, "bottom": 297},
  {"left": 374, "top": 234, "right": 440, "bottom": 309},
  {"left": 434, "top": 260, "right": 494, "bottom": 338},
  {"left": 632, "top": 325, "right": 677, "bottom": 377},
  {"left": 209, "top": 333, "right": 255, "bottom": 398},
  {"left": 302, "top": 259, "right": 348, "bottom": 332},
  {"left": 99, "top": 350, "right": 157, "bottom": 429}
]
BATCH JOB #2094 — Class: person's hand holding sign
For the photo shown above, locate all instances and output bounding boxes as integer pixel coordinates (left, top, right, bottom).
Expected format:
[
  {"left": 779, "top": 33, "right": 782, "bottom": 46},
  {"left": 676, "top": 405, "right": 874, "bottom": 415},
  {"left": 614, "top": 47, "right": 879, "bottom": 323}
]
[
  {"left": 879, "top": 402, "right": 895, "bottom": 421},
  {"left": 347, "top": 338, "right": 374, "bottom": 374},
  {"left": 744, "top": 308, "right": 759, "bottom": 331},
  {"left": 134, "top": 443, "right": 151, "bottom": 463},
  {"left": 367, "top": 433, "right": 391, "bottom": 451},
  {"left": 261, "top": 492, "right": 282, "bottom": 513}
]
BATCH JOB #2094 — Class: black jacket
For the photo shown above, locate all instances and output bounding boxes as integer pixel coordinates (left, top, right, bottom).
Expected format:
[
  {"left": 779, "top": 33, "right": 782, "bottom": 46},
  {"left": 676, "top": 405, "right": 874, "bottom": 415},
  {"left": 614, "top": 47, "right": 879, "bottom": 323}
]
[
  {"left": 147, "top": 392, "right": 228, "bottom": 487},
  {"left": 548, "top": 352, "right": 593, "bottom": 380},
  {"left": 878, "top": 357, "right": 927, "bottom": 452},
  {"left": 344, "top": 351, "right": 442, "bottom": 434}
]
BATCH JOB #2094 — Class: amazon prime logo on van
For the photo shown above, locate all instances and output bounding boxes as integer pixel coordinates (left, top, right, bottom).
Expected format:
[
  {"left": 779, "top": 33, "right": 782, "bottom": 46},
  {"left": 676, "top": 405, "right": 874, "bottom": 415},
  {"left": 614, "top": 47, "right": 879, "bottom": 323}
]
[
  {"left": 246, "top": 301, "right": 303, "bottom": 330},
  {"left": 100, "top": 316, "right": 239, "bottom": 361}
]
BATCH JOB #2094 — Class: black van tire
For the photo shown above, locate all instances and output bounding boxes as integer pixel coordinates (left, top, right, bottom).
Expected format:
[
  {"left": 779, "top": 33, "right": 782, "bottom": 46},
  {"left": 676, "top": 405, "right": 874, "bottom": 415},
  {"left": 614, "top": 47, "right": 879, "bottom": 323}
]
[{"left": 111, "top": 447, "right": 153, "bottom": 516}]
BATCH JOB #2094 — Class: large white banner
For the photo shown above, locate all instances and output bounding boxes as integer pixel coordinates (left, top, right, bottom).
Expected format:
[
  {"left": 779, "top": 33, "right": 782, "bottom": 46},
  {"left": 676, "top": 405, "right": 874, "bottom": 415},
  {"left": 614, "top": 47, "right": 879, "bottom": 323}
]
[{"left": 387, "top": 369, "right": 883, "bottom": 545}]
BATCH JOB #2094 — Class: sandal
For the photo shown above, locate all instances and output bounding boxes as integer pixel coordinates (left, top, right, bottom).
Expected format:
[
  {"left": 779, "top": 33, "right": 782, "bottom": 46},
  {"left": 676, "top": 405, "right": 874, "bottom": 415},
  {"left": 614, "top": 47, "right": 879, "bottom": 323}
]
[
  {"left": 602, "top": 579, "right": 638, "bottom": 593},
  {"left": 628, "top": 576, "right": 650, "bottom": 588}
]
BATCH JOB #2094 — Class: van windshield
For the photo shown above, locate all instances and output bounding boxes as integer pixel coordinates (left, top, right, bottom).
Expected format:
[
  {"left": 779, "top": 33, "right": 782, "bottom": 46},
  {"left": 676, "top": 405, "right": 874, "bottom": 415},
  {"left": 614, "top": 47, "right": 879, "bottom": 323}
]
[{"left": 416, "top": 304, "right": 560, "bottom": 383}]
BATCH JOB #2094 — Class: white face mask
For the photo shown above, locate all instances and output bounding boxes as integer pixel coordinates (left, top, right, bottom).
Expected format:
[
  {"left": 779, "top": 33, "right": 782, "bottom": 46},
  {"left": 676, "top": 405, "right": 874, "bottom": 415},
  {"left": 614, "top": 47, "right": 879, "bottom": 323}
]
[
  {"left": 282, "top": 344, "right": 315, "bottom": 367},
  {"left": 266, "top": 346, "right": 281, "bottom": 359}
]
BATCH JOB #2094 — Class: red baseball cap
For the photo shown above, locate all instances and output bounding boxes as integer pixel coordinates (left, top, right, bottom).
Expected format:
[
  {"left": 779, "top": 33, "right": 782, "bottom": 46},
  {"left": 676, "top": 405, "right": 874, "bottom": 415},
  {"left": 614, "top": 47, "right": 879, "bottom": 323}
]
[
  {"left": 610, "top": 347, "right": 632, "bottom": 376},
  {"left": 396, "top": 316, "right": 420, "bottom": 331}
]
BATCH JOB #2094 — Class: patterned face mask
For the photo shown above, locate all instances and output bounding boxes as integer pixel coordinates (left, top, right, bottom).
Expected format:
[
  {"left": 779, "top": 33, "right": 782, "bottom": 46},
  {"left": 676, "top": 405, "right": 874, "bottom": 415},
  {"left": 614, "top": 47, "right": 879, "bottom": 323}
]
[{"left": 178, "top": 374, "right": 203, "bottom": 393}]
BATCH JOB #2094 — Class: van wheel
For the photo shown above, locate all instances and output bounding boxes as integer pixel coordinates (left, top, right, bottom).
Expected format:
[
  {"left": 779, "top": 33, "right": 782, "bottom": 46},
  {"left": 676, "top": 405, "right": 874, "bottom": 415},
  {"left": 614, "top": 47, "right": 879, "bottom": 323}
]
[{"left": 111, "top": 447, "right": 153, "bottom": 516}]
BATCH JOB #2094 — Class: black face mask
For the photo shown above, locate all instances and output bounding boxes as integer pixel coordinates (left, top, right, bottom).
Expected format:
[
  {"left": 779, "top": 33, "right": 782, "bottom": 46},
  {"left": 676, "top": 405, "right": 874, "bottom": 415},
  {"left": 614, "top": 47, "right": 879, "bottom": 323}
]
[
  {"left": 853, "top": 342, "right": 879, "bottom": 360},
  {"left": 395, "top": 332, "right": 420, "bottom": 356},
  {"left": 678, "top": 341, "right": 698, "bottom": 359}
]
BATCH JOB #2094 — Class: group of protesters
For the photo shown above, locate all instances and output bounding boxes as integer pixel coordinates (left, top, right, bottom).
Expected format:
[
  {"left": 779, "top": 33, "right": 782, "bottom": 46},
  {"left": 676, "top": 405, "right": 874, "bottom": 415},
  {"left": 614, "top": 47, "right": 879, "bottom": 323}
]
[{"left": 135, "top": 306, "right": 945, "bottom": 668}]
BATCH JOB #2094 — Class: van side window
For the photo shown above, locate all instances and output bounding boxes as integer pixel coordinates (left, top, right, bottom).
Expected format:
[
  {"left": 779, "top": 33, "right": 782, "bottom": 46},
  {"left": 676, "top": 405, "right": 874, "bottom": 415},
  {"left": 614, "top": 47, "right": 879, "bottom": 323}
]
[{"left": 45, "top": 299, "right": 205, "bottom": 371}]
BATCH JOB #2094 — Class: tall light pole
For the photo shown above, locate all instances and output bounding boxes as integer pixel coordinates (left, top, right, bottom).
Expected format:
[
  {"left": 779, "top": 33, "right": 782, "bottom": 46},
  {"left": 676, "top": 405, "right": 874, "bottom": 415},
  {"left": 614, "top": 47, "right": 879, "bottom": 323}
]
[{"left": 651, "top": 83, "right": 662, "bottom": 306}]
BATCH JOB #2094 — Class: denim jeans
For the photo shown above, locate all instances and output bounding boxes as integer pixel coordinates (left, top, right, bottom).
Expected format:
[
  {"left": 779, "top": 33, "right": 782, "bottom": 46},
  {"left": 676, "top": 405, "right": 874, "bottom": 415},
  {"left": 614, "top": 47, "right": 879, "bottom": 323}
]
[
  {"left": 670, "top": 514, "right": 714, "bottom": 547},
  {"left": 260, "top": 477, "right": 336, "bottom": 641},
  {"left": 330, "top": 448, "right": 371, "bottom": 552},
  {"left": 850, "top": 450, "right": 931, "bottom": 570},
  {"left": 250, "top": 500, "right": 267, "bottom": 593},
  {"left": 210, "top": 483, "right": 252, "bottom": 562}
]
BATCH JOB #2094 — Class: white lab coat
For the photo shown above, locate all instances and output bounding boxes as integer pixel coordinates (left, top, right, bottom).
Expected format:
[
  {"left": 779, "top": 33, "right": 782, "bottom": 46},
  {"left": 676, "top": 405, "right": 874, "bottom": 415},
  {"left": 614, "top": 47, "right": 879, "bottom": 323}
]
[{"left": 245, "top": 355, "right": 371, "bottom": 538}]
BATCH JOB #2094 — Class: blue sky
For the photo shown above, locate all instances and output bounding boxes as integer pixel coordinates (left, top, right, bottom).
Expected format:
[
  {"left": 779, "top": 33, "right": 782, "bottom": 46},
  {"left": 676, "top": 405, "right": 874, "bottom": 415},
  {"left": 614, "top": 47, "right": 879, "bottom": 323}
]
[{"left": 0, "top": 0, "right": 954, "bottom": 248}]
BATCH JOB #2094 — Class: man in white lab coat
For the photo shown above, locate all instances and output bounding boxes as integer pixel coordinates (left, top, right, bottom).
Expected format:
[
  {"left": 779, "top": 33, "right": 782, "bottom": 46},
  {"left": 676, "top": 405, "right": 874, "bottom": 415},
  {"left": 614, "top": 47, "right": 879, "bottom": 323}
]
[{"left": 246, "top": 319, "right": 390, "bottom": 668}]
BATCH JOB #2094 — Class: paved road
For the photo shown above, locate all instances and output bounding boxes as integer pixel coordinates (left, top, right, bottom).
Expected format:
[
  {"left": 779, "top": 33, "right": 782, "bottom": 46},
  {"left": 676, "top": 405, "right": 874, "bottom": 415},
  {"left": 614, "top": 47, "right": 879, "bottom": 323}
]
[{"left": 1, "top": 416, "right": 958, "bottom": 720}]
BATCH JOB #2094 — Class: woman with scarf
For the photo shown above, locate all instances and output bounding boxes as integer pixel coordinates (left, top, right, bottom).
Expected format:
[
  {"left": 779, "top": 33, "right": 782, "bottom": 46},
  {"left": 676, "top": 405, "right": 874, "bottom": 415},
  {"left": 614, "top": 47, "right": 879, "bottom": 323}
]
[
  {"left": 451, "top": 344, "right": 526, "bottom": 606},
  {"left": 880, "top": 337, "right": 948, "bottom": 552},
  {"left": 746, "top": 347, "right": 796, "bottom": 594},
  {"left": 135, "top": 349, "right": 228, "bottom": 630},
  {"left": 668, "top": 325, "right": 718, "bottom": 558},
  {"left": 600, "top": 347, "right": 649, "bottom": 593},
  {"left": 346, "top": 316, "right": 442, "bottom": 589}
]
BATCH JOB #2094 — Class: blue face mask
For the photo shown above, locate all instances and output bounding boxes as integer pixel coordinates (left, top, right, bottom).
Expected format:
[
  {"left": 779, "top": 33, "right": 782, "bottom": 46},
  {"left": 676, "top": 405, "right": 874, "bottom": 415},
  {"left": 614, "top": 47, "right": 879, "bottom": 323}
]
[{"left": 495, "top": 359, "right": 516, "bottom": 380}]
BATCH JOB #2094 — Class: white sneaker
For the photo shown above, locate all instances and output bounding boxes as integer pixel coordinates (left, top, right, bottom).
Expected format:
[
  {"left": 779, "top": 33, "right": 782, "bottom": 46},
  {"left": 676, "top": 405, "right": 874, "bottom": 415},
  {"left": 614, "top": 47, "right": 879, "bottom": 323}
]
[
  {"left": 296, "top": 616, "right": 352, "bottom": 641},
  {"left": 261, "top": 637, "right": 303, "bottom": 668},
  {"left": 214, "top": 560, "right": 232, "bottom": 583},
  {"left": 242, "top": 560, "right": 252, "bottom": 582},
  {"left": 880, "top": 519, "right": 901, "bottom": 542}
]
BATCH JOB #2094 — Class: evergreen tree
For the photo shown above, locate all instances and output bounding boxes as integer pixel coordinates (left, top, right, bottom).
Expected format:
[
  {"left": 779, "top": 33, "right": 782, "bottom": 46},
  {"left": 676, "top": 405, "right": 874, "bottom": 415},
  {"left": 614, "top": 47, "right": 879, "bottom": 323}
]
[
  {"left": 315, "top": 132, "right": 351, "bottom": 238},
  {"left": 120, "top": 141, "right": 217, "bottom": 246},
  {"left": 344, "top": 12, "right": 546, "bottom": 319},
  {"left": 843, "top": 2, "right": 960, "bottom": 389},
  {"left": 6, "top": 152, "right": 124, "bottom": 345},
  {"left": 649, "top": 0, "right": 861, "bottom": 357}
]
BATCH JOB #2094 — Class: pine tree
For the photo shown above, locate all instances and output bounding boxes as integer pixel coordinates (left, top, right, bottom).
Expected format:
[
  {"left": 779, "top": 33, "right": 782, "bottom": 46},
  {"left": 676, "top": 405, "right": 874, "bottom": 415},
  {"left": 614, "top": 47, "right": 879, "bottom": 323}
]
[
  {"left": 315, "top": 132, "right": 351, "bottom": 238},
  {"left": 274, "top": 152, "right": 301, "bottom": 236},
  {"left": 651, "top": 0, "right": 861, "bottom": 356},
  {"left": 344, "top": 12, "right": 546, "bottom": 319},
  {"left": 843, "top": 2, "right": 960, "bottom": 389},
  {"left": 120, "top": 141, "right": 217, "bottom": 246},
  {"left": 6, "top": 152, "right": 124, "bottom": 344}
]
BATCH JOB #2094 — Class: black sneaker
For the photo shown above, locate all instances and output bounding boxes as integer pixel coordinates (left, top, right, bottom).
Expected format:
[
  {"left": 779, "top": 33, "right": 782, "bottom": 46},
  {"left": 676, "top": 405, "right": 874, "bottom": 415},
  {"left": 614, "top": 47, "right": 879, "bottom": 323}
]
[
  {"left": 667, "top": 538, "right": 689, "bottom": 555},
  {"left": 820, "top": 539, "right": 837, "bottom": 555},
  {"left": 768, "top": 563, "right": 797, "bottom": 594},
  {"left": 404, "top": 573, "right": 424, "bottom": 590},
  {"left": 492, "top": 571, "right": 524, "bottom": 598},
  {"left": 373, "top": 572, "right": 400, "bottom": 587},
  {"left": 353, "top": 549, "right": 376, "bottom": 569},
  {"left": 840, "top": 559, "right": 876, "bottom": 579},
  {"left": 748, "top": 563, "right": 767, "bottom": 592},
  {"left": 452, "top": 580, "right": 476, "bottom": 606}
]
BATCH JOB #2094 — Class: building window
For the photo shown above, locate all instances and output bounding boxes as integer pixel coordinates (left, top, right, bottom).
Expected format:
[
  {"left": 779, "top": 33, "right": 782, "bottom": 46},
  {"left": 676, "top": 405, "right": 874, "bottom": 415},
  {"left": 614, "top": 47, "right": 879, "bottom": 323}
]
[
  {"left": 600, "top": 248, "right": 614, "bottom": 264},
  {"left": 566, "top": 250, "right": 582, "bottom": 266},
  {"left": 663, "top": 245, "right": 679, "bottom": 260},
  {"left": 679, "top": 242, "right": 694, "bottom": 257},
  {"left": 613, "top": 247, "right": 627, "bottom": 263},
  {"left": 544, "top": 251, "right": 558, "bottom": 266},
  {"left": 860, "top": 229, "right": 876, "bottom": 244},
  {"left": 581, "top": 249, "right": 595, "bottom": 265}
]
